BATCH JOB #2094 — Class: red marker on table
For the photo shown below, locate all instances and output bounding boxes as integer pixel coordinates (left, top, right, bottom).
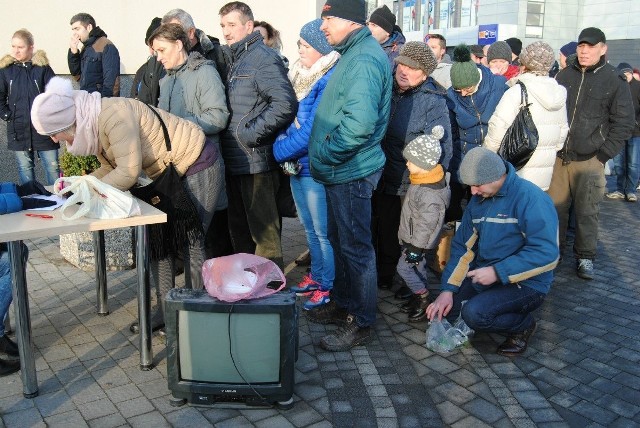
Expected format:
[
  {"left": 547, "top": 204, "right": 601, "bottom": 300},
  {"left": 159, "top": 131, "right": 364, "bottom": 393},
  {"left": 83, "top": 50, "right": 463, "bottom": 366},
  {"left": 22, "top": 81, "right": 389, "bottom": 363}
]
[{"left": 25, "top": 214, "right": 53, "bottom": 219}]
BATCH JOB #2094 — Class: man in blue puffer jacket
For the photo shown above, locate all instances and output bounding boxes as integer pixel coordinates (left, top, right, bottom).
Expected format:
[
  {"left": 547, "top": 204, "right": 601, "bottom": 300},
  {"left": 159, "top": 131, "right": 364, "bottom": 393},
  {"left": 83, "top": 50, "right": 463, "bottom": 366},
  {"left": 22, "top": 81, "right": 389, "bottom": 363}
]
[
  {"left": 427, "top": 148, "right": 559, "bottom": 357},
  {"left": 446, "top": 44, "right": 507, "bottom": 220},
  {"left": 307, "top": 0, "right": 392, "bottom": 352}
]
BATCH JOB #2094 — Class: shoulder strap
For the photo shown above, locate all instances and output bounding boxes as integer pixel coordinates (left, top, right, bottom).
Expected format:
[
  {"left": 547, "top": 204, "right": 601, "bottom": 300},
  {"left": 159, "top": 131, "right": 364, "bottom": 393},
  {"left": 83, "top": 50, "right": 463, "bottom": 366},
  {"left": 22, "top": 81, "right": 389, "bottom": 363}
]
[
  {"left": 145, "top": 103, "right": 171, "bottom": 152},
  {"left": 517, "top": 81, "right": 529, "bottom": 105}
]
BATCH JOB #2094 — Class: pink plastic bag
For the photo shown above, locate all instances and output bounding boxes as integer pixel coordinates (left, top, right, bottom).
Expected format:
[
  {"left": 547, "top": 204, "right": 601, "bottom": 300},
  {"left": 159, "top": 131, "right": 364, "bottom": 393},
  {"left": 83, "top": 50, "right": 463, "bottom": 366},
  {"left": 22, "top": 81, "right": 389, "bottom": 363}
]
[{"left": 202, "top": 253, "right": 286, "bottom": 302}]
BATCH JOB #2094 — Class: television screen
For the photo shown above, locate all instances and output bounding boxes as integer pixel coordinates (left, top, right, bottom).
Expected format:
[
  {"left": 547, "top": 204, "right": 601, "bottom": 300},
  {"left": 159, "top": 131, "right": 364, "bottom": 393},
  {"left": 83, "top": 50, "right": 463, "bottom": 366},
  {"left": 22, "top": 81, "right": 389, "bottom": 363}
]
[
  {"left": 165, "top": 289, "right": 298, "bottom": 408},
  {"left": 178, "top": 311, "right": 280, "bottom": 383}
]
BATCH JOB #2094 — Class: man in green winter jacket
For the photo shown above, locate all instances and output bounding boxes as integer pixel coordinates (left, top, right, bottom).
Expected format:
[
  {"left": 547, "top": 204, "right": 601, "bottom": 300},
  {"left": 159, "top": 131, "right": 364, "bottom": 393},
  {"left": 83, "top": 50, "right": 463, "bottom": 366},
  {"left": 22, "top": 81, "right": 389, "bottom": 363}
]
[{"left": 307, "top": 0, "right": 392, "bottom": 351}]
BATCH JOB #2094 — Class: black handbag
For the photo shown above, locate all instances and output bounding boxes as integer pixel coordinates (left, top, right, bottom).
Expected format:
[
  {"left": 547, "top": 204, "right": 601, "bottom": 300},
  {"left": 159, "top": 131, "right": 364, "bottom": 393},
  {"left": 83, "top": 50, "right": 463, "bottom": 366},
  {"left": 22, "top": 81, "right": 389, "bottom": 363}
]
[
  {"left": 130, "top": 105, "right": 203, "bottom": 259},
  {"left": 498, "top": 81, "right": 539, "bottom": 170}
]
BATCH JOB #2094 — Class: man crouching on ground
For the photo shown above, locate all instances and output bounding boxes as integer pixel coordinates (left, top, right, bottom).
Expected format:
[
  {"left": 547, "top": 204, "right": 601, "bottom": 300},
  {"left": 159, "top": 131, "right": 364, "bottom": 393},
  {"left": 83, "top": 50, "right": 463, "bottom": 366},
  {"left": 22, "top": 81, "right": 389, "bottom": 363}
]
[{"left": 426, "top": 148, "right": 559, "bottom": 356}]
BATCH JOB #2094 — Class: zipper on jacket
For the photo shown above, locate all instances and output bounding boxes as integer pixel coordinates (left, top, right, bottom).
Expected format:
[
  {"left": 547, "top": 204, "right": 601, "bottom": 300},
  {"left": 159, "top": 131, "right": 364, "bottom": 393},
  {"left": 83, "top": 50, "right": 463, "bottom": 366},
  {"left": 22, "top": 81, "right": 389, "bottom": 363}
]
[
  {"left": 470, "top": 95, "right": 483, "bottom": 143},
  {"left": 563, "top": 69, "right": 586, "bottom": 161},
  {"left": 8, "top": 80, "right": 12, "bottom": 97},
  {"left": 34, "top": 79, "right": 40, "bottom": 93}
]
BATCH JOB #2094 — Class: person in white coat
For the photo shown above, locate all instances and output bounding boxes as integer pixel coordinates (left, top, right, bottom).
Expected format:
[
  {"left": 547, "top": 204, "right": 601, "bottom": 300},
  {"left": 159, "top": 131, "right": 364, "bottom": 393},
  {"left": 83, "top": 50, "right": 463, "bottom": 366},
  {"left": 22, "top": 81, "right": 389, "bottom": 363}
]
[{"left": 484, "top": 41, "right": 569, "bottom": 190}]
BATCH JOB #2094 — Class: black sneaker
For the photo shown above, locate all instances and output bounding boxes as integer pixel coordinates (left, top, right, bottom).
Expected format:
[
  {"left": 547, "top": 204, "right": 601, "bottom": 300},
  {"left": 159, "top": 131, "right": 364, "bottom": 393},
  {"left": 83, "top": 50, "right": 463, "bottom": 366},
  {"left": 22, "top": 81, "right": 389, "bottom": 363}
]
[
  {"left": 0, "top": 335, "right": 19, "bottom": 362},
  {"left": 0, "top": 358, "right": 20, "bottom": 377},
  {"left": 320, "top": 315, "right": 371, "bottom": 351},
  {"left": 306, "top": 300, "right": 348, "bottom": 325}
]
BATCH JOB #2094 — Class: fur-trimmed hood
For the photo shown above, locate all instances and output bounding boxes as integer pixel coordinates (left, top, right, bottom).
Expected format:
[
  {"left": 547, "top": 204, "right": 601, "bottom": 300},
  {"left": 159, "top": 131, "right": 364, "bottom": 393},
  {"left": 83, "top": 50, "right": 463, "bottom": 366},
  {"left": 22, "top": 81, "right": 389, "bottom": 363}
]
[{"left": 0, "top": 50, "right": 49, "bottom": 69}]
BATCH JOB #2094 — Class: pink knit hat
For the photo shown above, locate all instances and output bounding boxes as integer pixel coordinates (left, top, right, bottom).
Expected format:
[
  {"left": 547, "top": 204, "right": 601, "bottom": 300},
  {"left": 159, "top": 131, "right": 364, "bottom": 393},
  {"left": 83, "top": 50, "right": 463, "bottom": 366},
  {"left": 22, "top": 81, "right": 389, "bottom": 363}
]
[{"left": 31, "top": 77, "right": 76, "bottom": 135}]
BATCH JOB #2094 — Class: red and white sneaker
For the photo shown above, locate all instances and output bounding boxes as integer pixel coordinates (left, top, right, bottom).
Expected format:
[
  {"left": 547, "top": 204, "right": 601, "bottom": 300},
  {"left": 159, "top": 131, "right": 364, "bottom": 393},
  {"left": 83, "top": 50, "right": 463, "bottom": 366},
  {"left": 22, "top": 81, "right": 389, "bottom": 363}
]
[
  {"left": 304, "top": 290, "right": 331, "bottom": 310},
  {"left": 290, "top": 274, "right": 320, "bottom": 295}
]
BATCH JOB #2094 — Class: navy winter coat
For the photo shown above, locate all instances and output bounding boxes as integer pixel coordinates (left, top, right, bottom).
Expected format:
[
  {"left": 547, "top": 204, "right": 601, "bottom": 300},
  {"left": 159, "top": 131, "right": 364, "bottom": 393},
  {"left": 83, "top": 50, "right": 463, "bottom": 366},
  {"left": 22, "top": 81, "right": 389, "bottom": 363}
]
[
  {"left": 220, "top": 31, "right": 297, "bottom": 175},
  {"left": 379, "top": 77, "right": 452, "bottom": 195},
  {"left": 446, "top": 65, "right": 507, "bottom": 179},
  {"left": 0, "top": 50, "right": 56, "bottom": 151}
]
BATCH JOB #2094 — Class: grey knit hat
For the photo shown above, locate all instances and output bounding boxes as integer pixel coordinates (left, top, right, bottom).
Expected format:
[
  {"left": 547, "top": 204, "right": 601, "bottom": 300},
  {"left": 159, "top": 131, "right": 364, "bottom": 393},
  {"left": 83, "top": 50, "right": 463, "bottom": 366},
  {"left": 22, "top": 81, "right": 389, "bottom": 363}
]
[
  {"left": 520, "top": 41, "right": 555, "bottom": 75},
  {"left": 403, "top": 126, "right": 443, "bottom": 171},
  {"left": 395, "top": 41, "right": 438, "bottom": 75},
  {"left": 487, "top": 41, "right": 512, "bottom": 63},
  {"left": 458, "top": 147, "right": 506, "bottom": 185}
]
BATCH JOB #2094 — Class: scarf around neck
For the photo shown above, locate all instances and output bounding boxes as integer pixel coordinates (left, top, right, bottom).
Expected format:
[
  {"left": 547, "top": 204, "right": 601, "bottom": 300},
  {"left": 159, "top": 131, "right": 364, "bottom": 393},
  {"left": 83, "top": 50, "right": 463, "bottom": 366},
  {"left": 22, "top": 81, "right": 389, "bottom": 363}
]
[
  {"left": 288, "top": 50, "right": 340, "bottom": 100},
  {"left": 409, "top": 164, "right": 445, "bottom": 184},
  {"left": 68, "top": 90, "right": 102, "bottom": 156}
]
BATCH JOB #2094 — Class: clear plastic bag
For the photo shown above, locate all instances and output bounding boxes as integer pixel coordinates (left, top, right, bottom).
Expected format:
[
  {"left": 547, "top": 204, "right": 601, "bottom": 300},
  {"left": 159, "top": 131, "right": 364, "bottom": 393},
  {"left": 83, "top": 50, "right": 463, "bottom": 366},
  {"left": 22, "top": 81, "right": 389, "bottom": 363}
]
[
  {"left": 426, "top": 316, "right": 474, "bottom": 353},
  {"left": 202, "top": 253, "right": 286, "bottom": 302}
]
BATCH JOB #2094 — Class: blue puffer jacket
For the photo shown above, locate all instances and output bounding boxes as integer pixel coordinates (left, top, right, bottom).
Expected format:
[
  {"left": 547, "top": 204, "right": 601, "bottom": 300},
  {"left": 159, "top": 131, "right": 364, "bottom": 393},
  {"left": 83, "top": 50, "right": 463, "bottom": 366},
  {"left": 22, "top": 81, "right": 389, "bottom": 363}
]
[
  {"left": 441, "top": 162, "right": 559, "bottom": 295},
  {"left": 220, "top": 31, "right": 297, "bottom": 175},
  {"left": 0, "top": 182, "right": 22, "bottom": 215},
  {"left": 379, "top": 77, "right": 452, "bottom": 195},
  {"left": 0, "top": 51, "right": 56, "bottom": 151},
  {"left": 446, "top": 65, "right": 506, "bottom": 180},
  {"left": 309, "top": 27, "right": 392, "bottom": 185},
  {"left": 68, "top": 27, "right": 120, "bottom": 97},
  {"left": 273, "top": 65, "right": 336, "bottom": 177}
]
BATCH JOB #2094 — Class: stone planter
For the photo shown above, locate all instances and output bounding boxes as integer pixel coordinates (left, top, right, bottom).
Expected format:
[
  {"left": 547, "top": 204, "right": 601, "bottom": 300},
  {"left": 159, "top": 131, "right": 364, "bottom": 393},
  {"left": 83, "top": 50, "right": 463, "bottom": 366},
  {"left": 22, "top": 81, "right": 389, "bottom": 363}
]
[{"left": 60, "top": 228, "right": 135, "bottom": 271}]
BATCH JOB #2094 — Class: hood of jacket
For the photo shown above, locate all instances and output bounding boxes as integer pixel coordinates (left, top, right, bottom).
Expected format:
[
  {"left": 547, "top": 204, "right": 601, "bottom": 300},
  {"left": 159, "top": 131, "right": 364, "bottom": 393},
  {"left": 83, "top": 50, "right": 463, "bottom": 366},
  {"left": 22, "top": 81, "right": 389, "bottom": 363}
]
[
  {"left": 0, "top": 50, "right": 49, "bottom": 69},
  {"left": 514, "top": 73, "right": 566, "bottom": 112},
  {"left": 166, "top": 51, "right": 209, "bottom": 76},
  {"left": 381, "top": 30, "right": 406, "bottom": 50},
  {"left": 85, "top": 26, "right": 108, "bottom": 48}
]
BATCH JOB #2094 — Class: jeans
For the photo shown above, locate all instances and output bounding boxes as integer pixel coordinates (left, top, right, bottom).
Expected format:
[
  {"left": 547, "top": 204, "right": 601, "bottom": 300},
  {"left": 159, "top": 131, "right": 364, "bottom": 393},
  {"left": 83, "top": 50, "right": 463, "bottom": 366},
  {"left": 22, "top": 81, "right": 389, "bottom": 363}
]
[
  {"left": 613, "top": 136, "right": 640, "bottom": 195},
  {"left": 0, "top": 244, "right": 27, "bottom": 337},
  {"left": 227, "top": 170, "right": 283, "bottom": 269},
  {"left": 290, "top": 175, "right": 334, "bottom": 291},
  {"left": 325, "top": 170, "right": 382, "bottom": 327},
  {"left": 15, "top": 149, "right": 60, "bottom": 186},
  {"left": 372, "top": 192, "right": 402, "bottom": 281},
  {"left": 446, "top": 278, "right": 545, "bottom": 335}
]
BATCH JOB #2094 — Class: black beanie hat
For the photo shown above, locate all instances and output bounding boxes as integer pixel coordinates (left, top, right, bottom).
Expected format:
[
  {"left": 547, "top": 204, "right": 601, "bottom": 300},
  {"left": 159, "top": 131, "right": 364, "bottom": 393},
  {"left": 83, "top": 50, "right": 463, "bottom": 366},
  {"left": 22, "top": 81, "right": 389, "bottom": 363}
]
[
  {"left": 369, "top": 5, "right": 396, "bottom": 35},
  {"left": 145, "top": 17, "right": 162, "bottom": 45},
  {"left": 505, "top": 37, "right": 522, "bottom": 56},
  {"left": 321, "top": 0, "right": 366, "bottom": 25}
]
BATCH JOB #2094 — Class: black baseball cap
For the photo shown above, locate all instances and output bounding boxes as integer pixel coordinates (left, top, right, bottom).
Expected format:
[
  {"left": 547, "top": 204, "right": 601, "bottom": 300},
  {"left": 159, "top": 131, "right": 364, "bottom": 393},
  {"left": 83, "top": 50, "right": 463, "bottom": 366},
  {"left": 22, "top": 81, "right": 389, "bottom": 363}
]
[
  {"left": 469, "top": 44, "right": 485, "bottom": 58},
  {"left": 578, "top": 27, "right": 606, "bottom": 45}
]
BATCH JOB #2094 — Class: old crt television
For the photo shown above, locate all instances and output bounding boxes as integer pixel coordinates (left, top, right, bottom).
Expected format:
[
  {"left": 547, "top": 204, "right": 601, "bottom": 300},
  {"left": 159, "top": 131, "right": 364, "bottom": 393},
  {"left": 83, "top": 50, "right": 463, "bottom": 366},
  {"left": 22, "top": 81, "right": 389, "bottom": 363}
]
[{"left": 165, "top": 288, "right": 298, "bottom": 408}]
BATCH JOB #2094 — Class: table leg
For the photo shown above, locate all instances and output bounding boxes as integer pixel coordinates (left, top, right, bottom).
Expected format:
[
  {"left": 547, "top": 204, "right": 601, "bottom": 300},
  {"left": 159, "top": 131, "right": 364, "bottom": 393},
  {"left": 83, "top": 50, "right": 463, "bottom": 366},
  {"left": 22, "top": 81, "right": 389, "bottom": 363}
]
[
  {"left": 93, "top": 231, "right": 108, "bottom": 315},
  {"left": 9, "top": 241, "right": 38, "bottom": 398},
  {"left": 136, "top": 225, "right": 153, "bottom": 370}
]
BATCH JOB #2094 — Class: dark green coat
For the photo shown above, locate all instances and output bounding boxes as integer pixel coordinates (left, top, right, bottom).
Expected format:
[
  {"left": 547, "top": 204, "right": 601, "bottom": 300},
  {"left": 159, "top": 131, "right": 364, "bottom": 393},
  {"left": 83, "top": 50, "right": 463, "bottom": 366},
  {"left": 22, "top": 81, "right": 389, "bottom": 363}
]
[{"left": 309, "top": 27, "right": 391, "bottom": 185}]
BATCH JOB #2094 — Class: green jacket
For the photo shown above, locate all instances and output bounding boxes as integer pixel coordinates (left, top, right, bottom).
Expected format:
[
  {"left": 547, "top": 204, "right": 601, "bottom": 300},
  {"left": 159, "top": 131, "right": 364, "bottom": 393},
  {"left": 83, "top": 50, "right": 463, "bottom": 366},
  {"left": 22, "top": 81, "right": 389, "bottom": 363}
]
[{"left": 309, "top": 27, "right": 392, "bottom": 184}]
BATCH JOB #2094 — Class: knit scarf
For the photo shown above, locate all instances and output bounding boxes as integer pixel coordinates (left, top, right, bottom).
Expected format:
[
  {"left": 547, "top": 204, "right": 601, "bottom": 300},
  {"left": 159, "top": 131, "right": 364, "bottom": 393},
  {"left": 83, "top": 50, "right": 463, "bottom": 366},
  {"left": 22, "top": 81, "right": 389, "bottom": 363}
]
[
  {"left": 409, "top": 165, "right": 445, "bottom": 184},
  {"left": 68, "top": 91, "right": 102, "bottom": 157},
  {"left": 288, "top": 50, "right": 340, "bottom": 101}
]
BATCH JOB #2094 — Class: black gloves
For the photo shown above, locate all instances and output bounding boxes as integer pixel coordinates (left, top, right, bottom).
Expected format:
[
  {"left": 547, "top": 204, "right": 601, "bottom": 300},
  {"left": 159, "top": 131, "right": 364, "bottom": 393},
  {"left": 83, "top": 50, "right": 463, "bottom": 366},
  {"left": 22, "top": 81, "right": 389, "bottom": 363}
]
[
  {"left": 17, "top": 181, "right": 55, "bottom": 210},
  {"left": 21, "top": 197, "right": 56, "bottom": 210},
  {"left": 17, "top": 181, "right": 52, "bottom": 197},
  {"left": 404, "top": 244, "right": 425, "bottom": 265}
]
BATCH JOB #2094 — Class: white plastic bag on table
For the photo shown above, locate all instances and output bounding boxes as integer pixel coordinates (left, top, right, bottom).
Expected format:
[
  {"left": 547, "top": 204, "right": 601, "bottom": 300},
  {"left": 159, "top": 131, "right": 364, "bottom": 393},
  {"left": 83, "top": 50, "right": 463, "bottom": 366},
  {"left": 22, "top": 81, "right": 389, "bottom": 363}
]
[
  {"left": 202, "top": 253, "right": 286, "bottom": 302},
  {"left": 426, "top": 315, "right": 474, "bottom": 353},
  {"left": 54, "top": 175, "right": 141, "bottom": 220}
]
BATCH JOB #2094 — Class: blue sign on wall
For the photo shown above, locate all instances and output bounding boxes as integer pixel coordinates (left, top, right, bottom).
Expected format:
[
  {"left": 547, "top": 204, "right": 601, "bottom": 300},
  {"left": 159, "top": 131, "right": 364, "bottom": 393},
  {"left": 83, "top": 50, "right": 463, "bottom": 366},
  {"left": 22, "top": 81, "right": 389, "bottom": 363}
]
[{"left": 478, "top": 24, "right": 498, "bottom": 45}]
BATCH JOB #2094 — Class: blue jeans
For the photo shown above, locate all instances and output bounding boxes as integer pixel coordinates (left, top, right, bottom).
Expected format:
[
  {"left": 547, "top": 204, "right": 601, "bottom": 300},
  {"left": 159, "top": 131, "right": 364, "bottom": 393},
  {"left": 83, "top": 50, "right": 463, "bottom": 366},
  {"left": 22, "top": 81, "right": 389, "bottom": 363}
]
[
  {"left": 613, "top": 136, "right": 640, "bottom": 195},
  {"left": 325, "top": 170, "right": 382, "bottom": 327},
  {"left": 446, "top": 278, "right": 545, "bottom": 335},
  {"left": 15, "top": 149, "right": 60, "bottom": 186},
  {"left": 290, "top": 175, "right": 334, "bottom": 291},
  {"left": 0, "top": 245, "right": 28, "bottom": 337}
]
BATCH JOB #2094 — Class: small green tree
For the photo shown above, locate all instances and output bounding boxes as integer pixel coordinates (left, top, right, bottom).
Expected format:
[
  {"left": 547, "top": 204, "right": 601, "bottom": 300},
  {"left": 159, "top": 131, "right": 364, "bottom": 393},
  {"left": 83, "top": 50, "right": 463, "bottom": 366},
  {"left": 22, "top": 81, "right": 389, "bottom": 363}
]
[{"left": 59, "top": 147, "right": 100, "bottom": 176}]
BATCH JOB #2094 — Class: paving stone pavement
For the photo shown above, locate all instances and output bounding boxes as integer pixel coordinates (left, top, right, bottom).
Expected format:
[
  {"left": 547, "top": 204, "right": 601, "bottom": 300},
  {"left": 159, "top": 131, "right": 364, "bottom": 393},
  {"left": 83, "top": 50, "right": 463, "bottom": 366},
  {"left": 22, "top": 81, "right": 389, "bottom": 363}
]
[{"left": 1, "top": 177, "right": 640, "bottom": 427}]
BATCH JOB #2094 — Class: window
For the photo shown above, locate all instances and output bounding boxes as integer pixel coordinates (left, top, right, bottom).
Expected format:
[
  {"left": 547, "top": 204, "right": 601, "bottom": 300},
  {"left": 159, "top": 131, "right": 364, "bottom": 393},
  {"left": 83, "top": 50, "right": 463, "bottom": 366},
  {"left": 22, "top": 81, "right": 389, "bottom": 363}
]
[{"left": 525, "top": 0, "right": 545, "bottom": 38}]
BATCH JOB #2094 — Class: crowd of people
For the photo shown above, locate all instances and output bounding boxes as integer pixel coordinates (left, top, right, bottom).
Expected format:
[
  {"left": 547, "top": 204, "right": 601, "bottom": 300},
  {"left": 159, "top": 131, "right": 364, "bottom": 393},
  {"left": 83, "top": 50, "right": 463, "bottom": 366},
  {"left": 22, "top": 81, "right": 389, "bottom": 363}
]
[{"left": 0, "top": 0, "right": 638, "bottom": 373}]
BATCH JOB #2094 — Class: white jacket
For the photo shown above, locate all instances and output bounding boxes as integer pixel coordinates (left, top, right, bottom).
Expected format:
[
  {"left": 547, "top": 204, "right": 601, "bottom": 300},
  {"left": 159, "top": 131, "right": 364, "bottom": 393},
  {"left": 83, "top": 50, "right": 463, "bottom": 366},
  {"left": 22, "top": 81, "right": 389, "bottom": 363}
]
[{"left": 484, "top": 73, "right": 569, "bottom": 190}]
